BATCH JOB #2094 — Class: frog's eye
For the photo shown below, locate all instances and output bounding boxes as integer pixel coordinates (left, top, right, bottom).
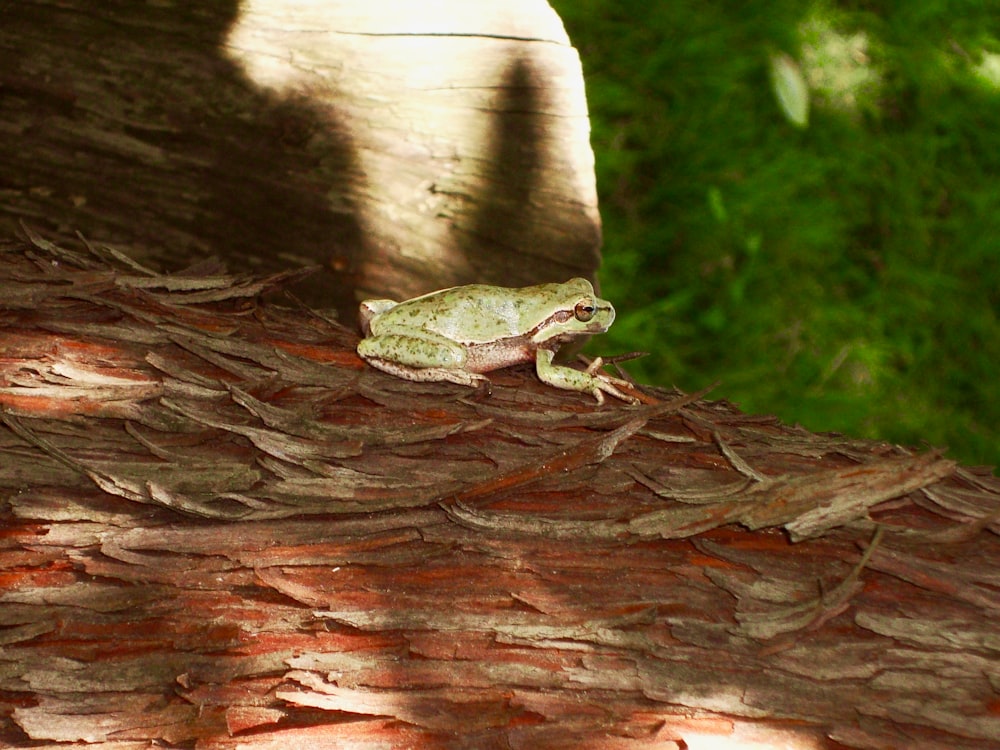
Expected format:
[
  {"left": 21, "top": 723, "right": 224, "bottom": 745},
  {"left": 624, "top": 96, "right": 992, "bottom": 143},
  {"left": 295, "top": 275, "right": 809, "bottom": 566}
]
[{"left": 574, "top": 299, "right": 596, "bottom": 322}]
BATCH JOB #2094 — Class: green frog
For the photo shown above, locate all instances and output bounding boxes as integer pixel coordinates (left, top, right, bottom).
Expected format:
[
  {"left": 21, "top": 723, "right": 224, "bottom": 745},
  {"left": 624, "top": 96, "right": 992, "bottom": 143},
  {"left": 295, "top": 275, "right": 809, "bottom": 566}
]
[{"left": 357, "top": 278, "right": 636, "bottom": 404}]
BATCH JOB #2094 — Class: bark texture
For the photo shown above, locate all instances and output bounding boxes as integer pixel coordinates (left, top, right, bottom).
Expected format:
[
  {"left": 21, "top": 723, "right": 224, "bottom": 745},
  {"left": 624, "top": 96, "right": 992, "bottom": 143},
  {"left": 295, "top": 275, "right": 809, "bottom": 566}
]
[
  {"left": 0, "top": 0, "right": 600, "bottom": 317},
  {"left": 1, "top": 232, "right": 999, "bottom": 749}
]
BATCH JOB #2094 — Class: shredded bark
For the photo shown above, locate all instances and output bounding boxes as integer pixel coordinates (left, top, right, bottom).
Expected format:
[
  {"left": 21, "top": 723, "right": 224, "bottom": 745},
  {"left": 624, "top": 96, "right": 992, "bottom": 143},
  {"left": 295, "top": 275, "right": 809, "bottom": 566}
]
[{"left": 1, "top": 232, "right": 998, "bottom": 749}]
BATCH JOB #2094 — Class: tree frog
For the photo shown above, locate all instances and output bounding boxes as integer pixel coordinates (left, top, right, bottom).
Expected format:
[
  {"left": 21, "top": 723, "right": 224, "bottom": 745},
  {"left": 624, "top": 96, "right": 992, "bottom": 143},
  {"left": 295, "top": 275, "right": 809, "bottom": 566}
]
[{"left": 357, "top": 278, "right": 637, "bottom": 404}]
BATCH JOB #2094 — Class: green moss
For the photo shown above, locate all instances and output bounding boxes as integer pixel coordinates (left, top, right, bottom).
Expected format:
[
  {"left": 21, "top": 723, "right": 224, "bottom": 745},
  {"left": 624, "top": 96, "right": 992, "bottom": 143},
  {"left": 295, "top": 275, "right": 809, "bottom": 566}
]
[{"left": 554, "top": 0, "right": 1000, "bottom": 469}]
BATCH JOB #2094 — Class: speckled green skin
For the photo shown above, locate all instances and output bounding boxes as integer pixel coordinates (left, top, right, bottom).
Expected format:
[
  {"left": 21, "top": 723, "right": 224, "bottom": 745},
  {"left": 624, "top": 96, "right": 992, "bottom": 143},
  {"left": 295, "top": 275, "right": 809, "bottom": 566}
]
[{"left": 357, "top": 278, "right": 636, "bottom": 403}]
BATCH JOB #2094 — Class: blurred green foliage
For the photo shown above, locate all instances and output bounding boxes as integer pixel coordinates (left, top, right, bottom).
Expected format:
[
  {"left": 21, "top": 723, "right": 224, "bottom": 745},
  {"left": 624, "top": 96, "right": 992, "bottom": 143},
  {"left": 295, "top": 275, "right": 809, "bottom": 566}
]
[{"left": 551, "top": 0, "right": 1000, "bottom": 470}]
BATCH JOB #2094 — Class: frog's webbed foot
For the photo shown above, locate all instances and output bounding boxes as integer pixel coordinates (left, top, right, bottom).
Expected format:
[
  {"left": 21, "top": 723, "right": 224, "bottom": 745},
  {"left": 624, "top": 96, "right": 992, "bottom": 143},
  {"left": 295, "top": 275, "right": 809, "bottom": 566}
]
[
  {"left": 583, "top": 357, "right": 640, "bottom": 405},
  {"left": 535, "top": 350, "right": 639, "bottom": 405}
]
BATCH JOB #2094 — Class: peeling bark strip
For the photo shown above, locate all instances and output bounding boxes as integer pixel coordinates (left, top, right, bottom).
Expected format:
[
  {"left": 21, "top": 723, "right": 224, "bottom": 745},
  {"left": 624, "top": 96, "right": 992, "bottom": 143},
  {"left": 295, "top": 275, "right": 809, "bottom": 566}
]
[{"left": 1, "top": 234, "right": 999, "bottom": 748}]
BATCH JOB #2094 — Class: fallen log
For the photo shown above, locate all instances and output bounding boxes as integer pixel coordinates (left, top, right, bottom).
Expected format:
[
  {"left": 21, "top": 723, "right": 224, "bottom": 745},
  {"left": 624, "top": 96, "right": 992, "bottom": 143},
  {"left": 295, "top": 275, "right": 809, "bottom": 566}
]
[{"left": 1, "top": 232, "right": 998, "bottom": 748}]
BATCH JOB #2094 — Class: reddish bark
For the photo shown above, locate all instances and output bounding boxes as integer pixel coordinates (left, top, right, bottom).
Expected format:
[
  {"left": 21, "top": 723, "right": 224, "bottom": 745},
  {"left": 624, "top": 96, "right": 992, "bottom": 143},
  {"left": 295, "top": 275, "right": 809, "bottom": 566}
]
[{"left": 1, "top": 232, "right": 998, "bottom": 748}]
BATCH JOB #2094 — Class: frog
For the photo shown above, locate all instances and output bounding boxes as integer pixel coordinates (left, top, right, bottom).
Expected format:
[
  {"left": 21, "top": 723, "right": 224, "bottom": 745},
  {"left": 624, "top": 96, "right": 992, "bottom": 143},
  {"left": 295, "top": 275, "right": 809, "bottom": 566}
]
[{"left": 356, "top": 277, "right": 637, "bottom": 404}]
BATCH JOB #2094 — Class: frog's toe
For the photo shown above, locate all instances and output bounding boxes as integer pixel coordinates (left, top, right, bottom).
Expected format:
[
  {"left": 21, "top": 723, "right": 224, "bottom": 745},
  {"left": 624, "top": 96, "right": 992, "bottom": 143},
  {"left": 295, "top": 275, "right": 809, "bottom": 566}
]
[
  {"left": 584, "top": 356, "right": 606, "bottom": 376},
  {"left": 426, "top": 369, "right": 483, "bottom": 387},
  {"left": 594, "top": 375, "right": 639, "bottom": 405}
]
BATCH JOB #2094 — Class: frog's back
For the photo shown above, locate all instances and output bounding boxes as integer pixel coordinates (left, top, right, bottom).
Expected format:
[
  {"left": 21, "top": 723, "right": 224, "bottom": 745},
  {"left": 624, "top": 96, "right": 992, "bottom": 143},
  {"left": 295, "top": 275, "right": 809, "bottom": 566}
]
[{"left": 377, "top": 284, "right": 533, "bottom": 343}]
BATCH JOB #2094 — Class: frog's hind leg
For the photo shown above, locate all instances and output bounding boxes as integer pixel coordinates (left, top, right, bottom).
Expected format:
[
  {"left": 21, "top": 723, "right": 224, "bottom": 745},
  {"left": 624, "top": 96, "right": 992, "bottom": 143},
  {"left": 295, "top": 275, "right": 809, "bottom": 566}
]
[
  {"left": 362, "top": 357, "right": 490, "bottom": 389},
  {"left": 357, "top": 330, "right": 490, "bottom": 390}
]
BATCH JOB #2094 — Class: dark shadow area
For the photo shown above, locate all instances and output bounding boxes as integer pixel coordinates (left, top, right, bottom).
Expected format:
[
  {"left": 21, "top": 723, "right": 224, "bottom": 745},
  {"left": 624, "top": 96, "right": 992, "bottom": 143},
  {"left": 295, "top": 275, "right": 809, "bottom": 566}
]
[
  {"left": 463, "top": 56, "right": 542, "bottom": 278},
  {"left": 462, "top": 55, "right": 583, "bottom": 282},
  {"left": 0, "top": 0, "right": 366, "bottom": 315}
]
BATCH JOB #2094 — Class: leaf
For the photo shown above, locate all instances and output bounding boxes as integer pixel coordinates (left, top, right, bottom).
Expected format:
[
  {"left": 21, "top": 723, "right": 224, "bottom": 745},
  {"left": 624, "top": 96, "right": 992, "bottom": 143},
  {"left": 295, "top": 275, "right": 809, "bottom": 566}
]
[{"left": 769, "top": 52, "right": 810, "bottom": 128}]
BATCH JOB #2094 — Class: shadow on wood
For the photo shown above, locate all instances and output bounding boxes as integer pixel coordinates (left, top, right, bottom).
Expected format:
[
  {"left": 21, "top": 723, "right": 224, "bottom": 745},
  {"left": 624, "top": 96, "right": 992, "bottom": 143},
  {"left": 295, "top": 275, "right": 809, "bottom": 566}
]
[{"left": 0, "top": 0, "right": 601, "bottom": 316}]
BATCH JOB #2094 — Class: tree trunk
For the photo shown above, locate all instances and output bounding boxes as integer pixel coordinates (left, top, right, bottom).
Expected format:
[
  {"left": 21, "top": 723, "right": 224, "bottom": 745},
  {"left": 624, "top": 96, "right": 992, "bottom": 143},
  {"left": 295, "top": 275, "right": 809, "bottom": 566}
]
[
  {"left": 0, "top": 0, "right": 601, "bottom": 318},
  {"left": 1, "top": 232, "right": 998, "bottom": 749}
]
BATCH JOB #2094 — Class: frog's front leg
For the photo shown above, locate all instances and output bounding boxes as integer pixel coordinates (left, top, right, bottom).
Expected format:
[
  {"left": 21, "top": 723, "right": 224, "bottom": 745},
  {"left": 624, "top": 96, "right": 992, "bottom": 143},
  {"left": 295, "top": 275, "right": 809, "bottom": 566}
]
[
  {"left": 535, "top": 349, "right": 638, "bottom": 405},
  {"left": 357, "top": 329, "right": 489, "bottom": 388}
]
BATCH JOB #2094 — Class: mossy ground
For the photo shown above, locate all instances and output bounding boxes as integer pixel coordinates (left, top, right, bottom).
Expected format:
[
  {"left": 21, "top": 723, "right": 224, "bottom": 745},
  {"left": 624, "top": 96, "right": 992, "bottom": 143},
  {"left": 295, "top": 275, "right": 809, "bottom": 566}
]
[{"left": 552, "top": 0, "right": 999, "bottom": 470}]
